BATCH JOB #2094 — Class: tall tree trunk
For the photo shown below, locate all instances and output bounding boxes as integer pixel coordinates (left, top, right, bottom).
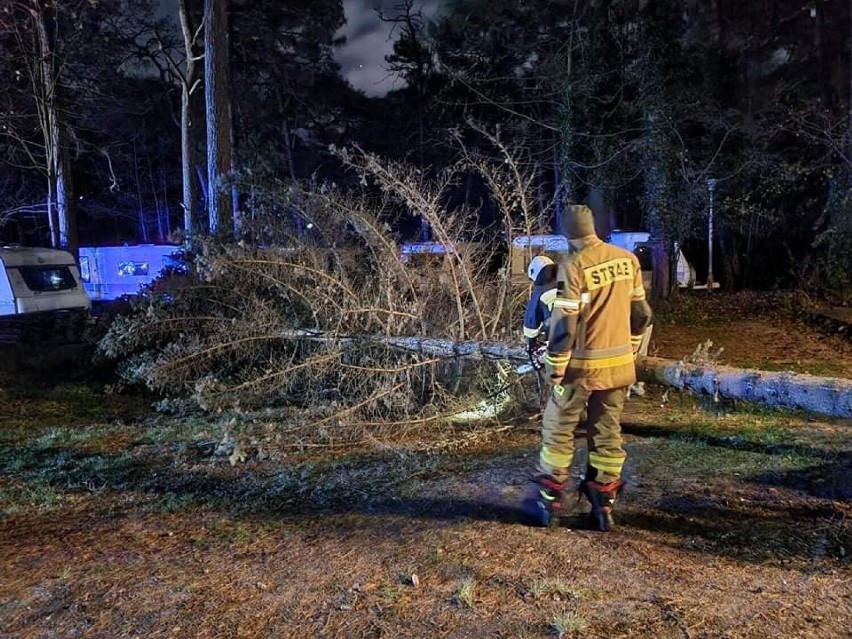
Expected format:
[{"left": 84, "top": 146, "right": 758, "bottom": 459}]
[
  {"left": 417, "top": 89, "right": 428, "bottom": 241},
  {"left": 195, "top": 164, "right": 208, "bottom": 209},
  {"left": 147, "top": 155, "right": 164, "bottom": 242},
  {"left": 45, "top": 172, "right": 59, "bottom": 250},
  {"left": 848, "top": 0, "right": 852, "bottom": 165},
  {"left": 553, "top": 146, "right": 564, "bottom": 234},
  {"left": 55, "top": 130, "right": 76, "bottom": 254},
  {"left": 160, "top": 169, "right": 172, "bottom": 239},
  {"left": 178, "top": 0, "right": 200, "bottom": 240},
  {"left": 643, "top": 158, "right": 671, "bottom": 299},
  {"left": 282, "top": 118, "right": 302, "bottom": 235},
  {"left": 133, "top": 144, "right": 148, "bottom": 242},
  {"left": 203, "top": 0, "right": 233, "bottom": 238},
  {"left": 32, "top": 1, "right": 75, "bottom": 254}
]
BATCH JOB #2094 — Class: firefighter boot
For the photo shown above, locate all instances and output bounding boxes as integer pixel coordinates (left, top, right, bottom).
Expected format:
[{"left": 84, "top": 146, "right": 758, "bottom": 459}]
[
  {"left": 521, "top": 475, "right": 566, "bottom": 527},
  {"left": 579, "top": 479, "right": 623, "bottom": 532}
]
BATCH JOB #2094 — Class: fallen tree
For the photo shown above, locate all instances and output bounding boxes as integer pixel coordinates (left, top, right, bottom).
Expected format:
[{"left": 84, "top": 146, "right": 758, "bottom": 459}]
[
  {"left": 100, "top": 145, "right": 851, "bottom": 427},
  {"left": 394, "top": 339, "right": 852, "bottom": 419},
  {"left": 285, "top": 332, "right": 852, "bottom": 419},
  {"left": 636, "top": 356, "right": 852, "bottom": 419}
]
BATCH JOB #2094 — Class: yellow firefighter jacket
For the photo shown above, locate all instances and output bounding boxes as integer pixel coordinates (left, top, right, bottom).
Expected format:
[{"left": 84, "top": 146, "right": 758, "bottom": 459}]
[{"left": 544, "top": 236, "right": 651, "bottom": 390}]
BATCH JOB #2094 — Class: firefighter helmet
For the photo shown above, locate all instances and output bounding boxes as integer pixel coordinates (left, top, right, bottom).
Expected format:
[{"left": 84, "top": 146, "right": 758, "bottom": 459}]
[{"left": 527, "top": 255, "right": 554, "bottom": 282}]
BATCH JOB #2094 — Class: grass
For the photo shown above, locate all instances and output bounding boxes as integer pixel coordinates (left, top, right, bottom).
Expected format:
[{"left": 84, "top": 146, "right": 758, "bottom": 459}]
[
  {"left": 2, "top": 366, "right": 850, "bottom": 638},
  {"left": 134, "top": 416, "right": 226, "bottom": 446},
  {"left": 529, "top": 579, "right": 589, "bottom": 601},
  {"left": 380, "top": 585, "right": 400, "bottom": 601},
  {"left": 631, "top": 401, "right": 819, "bottom": 476},
  {"left": 642, "top": 437, "right": 815, "bottom": 476},
  {"left": 143, "top": 492, "right": 211, "bottom": 515},
  {"left": 0, "top": 480, "right": 62, "bottom": 515},
  {"left": 454, "top": 578, "right": 476, "bottom": 608},
  {"left": 550, "top": 610, "right": 587, "bottom": 637}
]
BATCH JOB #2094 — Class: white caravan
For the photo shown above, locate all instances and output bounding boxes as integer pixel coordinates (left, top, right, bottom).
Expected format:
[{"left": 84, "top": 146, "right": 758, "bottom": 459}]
[
  {"left": 509, "top": 234, "right": 571, "bottom": 284},
  {"left": 0, "top": 245, "right": 91, "bottom": 342},
  {"left": 78, "top": 244, "right": 183, "bottom": 302},
  {"left": 510, "top": 231, "right": 696, "bottom": 289},
  {"left": 0, "top": 245, "right": 90, "bottom": 317},
  {"left": 606, "top": 230, "right": 696, "bottom": 289}
]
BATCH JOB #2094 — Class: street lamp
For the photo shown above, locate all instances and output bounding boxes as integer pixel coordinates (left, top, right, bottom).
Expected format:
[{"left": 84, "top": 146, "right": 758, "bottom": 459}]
[{"left": 707, "top": 178, "right": 717, "bottom": 290}]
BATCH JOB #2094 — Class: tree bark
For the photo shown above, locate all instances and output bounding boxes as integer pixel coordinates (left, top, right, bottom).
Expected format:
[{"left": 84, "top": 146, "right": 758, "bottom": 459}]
[
  {"left": 178, "top": 0, "right": 200, "bottom": 239},
  {"left": 637, "top": 356, "right": 852, "bottom": 419},
  {"left": 31, "top": 0, "right": 76, "bottom": 255},
  {"left": 203, "top": 0, "right": 234, "bottom": 238}
]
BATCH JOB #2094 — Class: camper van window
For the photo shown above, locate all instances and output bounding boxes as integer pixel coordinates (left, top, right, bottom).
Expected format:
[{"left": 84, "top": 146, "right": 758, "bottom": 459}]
[
  {"left": 17, "top": 266, "right": 78, "bottom": 292},
  {"left": 634, "top": 245, "right": 653, "bottom": 272},
  {"left": 118, "top": 261, "right": 149, "bottom": 277},
  {"left": 79, "top": 256, "right": 91, "bottom": 283}
]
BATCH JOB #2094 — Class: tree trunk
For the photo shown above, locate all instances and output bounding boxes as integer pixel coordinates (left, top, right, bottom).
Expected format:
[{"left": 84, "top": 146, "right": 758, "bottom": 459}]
[
  {"left": 45, "top": 173, "right": 59, "bottom": 250},
  {"left": 160, "top": 168, "right": 171, "bottom": 239},
  {"left": 32, "top": 1, "right": 75, "bottom": 254},
  {"left": 277, "top": 331, "right": 852, "bottom": 419},
  {"left": 56, "top": 124, "right": 80, "bottom": 258},
  {"left": 637, "top": 356, "right": 852, "bottom": 419},
  {"left": 147, "top": 155, "right": 164, "bottom": 241},
  {"left": 195, "top": 164, "right": 209, "bottom": 212},
  {"left": 203, "top": 0, "right": 234, "bottom": 238},
  {"left": 133, "top": 144, "right": 148, "bottom": 242},
  {"left": 178, "top": 0, "right": 200, "bottom": 239},
  {"left": 55, "top": 130, "right": 76, "bottom": 255},
  {"left": 648, "top": 235, "right": 670, "bottom": 301},
  {"left": 282, "top": 119, "right": 302, "bottom": 235},
  {"left": 180, "top": 89, "right": 198, "bottom": 238}
]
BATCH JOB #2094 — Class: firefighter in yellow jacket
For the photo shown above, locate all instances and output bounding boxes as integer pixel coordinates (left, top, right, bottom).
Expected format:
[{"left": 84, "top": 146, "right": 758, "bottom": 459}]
[{"left": 523, "top": 204, "right": 653, "bottom": 531}]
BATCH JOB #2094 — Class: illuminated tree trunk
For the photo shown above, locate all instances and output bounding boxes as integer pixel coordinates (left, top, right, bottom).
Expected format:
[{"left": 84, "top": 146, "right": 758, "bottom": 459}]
[
  {"left": 31, "top": 0, "right": 76, "bottom": 255},
  {"left": 637, "top": 357, "right": 852, "bottom": 419},
  {"left": 178, "top": 0, "right": 201, "bottom": 239},
  {"left": 203, "top": 0, "right": 234, "bottom": 238}
]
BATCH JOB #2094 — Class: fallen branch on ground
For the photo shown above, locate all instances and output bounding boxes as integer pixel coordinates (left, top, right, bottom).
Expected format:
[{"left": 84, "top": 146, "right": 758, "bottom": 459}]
[{"left": 280, "top": 330, "right": 528, "bottom": 363}]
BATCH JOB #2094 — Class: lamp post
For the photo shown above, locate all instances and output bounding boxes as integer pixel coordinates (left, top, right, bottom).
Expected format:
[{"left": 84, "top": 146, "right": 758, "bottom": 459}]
[{"left": 707, "top": 178, "right": 717, "bottom": 290}]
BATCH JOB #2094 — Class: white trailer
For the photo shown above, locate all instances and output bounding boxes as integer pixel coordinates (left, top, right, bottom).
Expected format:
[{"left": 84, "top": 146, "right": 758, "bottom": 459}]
[
  {"left": 509, "top": 231, "right": 697, "bottom": 290},
  {"left": 0, "top": 245, "right": 91, "bottom": 342},
  {"left": 607, "top": 230, "right": 696, "bottom": 289},
  {"left": 79, "top": 244, "right": 183, "bottom": 302}
]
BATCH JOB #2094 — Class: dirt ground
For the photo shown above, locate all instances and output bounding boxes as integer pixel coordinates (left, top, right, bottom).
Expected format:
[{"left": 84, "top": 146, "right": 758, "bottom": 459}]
[{"left": 1, "top": 292, "right": 850, "bottom": 638}]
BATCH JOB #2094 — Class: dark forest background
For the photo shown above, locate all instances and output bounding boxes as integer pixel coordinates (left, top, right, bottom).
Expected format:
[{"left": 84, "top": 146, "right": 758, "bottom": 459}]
[{"left": 2, "top": 0, "right": 852, "bottom": 302}]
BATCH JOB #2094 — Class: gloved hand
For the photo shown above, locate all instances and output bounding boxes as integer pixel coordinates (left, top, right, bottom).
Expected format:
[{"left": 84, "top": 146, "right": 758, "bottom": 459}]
[{"left": 526, "top": 339, "right": 545, "bottom": 370}]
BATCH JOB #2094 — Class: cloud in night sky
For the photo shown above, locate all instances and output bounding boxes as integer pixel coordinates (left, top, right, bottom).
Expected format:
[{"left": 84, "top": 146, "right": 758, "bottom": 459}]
[
  {"left": 334, "top": 0, "right": 439, "bottom": 97},
  {"left": 157, "top": 0, "right": 439, "bottom": 98}
]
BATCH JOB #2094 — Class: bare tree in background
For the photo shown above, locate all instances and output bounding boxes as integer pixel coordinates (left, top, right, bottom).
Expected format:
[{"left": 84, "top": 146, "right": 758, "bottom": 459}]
[{"left": 2, "top": 1, "right": 78, "bottom": 254}]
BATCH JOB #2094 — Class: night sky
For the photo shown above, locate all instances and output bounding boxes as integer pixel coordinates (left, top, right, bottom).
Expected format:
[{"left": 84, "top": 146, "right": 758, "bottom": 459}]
[
  {"left": 335, "top": 0, "right": 439, "bottom": 97},
  {"left": 157, "top": 0, "right": 441, "bottom": 97}
]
